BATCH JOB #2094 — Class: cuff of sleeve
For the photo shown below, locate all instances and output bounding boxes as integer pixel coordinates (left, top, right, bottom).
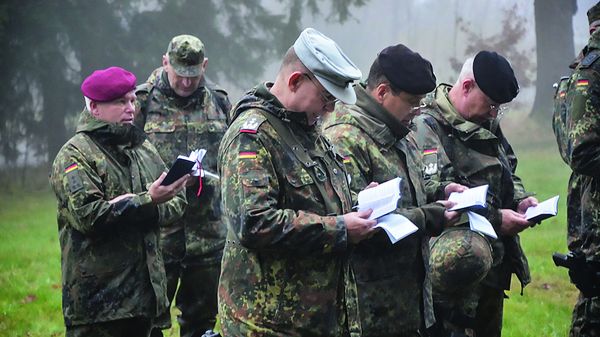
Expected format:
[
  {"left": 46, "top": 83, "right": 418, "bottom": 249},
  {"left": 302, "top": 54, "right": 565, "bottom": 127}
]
[
  {"left": 135, "top": 192, "right": 159, "bottom": 223},
  {"left": 323, "top": 215, "right": 348, "bottom": 254},
  {"left": 423, "top": 202, "right": 447, "bottom": 236}
]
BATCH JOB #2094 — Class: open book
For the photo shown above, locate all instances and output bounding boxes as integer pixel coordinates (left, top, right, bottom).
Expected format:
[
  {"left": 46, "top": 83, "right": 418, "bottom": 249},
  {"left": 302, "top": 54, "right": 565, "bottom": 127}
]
[
  {"left": 525, "top": 195, "right": 560, "bottom": 223},
  {"left": 357, "top": 177, "right": 402, "bottom": 220},
  {"left": 448, "top": 184, "right": 489, "bottom": 212},
  {"left": 161, "top": 149, "right": 206, "bottom": 186},
  {"left": 375, "top": 213, "right": 419, "bottom": 244}
]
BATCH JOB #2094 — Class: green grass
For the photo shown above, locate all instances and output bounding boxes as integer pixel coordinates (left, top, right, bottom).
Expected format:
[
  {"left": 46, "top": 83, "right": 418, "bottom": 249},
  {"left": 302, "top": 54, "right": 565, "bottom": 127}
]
[{"left": 0, "top": 127, "right": 578, "bottom": 336}]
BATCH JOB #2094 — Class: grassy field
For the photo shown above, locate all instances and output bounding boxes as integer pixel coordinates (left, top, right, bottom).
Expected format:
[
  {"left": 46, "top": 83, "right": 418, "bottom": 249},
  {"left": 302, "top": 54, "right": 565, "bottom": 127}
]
[{"left": 0, "top": 124, "right": 577, "bottom": 337}]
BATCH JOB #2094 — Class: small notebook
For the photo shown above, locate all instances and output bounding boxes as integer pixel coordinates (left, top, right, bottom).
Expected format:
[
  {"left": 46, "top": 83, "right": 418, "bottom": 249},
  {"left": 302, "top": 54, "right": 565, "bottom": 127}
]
[
  {"left": 525, "top": 195, "right": 560, "bottom": 223},
  {"left": 161, "top": 149, "right": 206, "bottom": 186},
  {"left": 448, "top": 184, "right": 489, "bottom": 212},
  {"left": 357, "top": 177, "right": 402, "bottom": 220}
]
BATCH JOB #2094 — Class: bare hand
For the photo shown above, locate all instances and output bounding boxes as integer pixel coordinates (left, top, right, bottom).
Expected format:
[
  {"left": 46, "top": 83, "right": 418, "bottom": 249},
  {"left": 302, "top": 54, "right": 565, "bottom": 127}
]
[
  {"left": 444, "top": 183, "right": 469, "bottom": 199},
  {"left": 343, "top": 209, "right": 377, "bottom": 244},
  {"left": 435, "top": 200, "right": 461, "bottom": 227},
  {"left": 499, "top": 209, "right": 532, "bottom": 236},
  {"left": 148, "top": 172, "right": 188, "bottom": 204},
  {"left": 108, "top": 193, "right": 136, "bottom": 204},
  {"left": 364, "top": 182, "right": 379, "bottom": 190},
  {"left": 516, "top": 197, "right": 538, "bottom": 214}
]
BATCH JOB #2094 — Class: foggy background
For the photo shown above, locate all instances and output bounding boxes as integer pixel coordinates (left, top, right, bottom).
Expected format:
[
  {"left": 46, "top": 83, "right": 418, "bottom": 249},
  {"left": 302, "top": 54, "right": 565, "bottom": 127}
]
[{"left": 0, "top": 0, "right": 596, "bottom": 175}]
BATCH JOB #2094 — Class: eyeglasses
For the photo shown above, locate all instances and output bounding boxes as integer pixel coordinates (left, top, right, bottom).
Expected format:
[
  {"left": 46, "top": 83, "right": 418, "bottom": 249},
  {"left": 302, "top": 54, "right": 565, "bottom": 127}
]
[
  {"left": 410, "top": 102, "right": 427, "bottom": 112},
  {"left": 303, "top": 73, "right": 338, "bottom": 106}
]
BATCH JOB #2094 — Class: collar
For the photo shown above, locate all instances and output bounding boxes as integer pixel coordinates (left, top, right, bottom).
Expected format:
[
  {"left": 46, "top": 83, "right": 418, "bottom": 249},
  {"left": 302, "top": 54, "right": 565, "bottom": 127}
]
[
  {"left": 75, "top": 109, "right": 146, "bottom": 148},
  {"left": 430, "top": 84, "right": 498, "bottom": 141}
]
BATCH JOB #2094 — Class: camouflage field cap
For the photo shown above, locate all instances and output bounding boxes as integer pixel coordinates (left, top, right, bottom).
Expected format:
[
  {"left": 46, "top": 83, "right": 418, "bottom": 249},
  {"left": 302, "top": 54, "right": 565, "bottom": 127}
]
[
  {"left": 588, "top": 2, "right": 600, "bottom": 25},
  {"left": 167, "top": 34, "right": 205, "bottom": 77},
  {"left": 429, "top": 227, "right": 492, "bottom": 294}
]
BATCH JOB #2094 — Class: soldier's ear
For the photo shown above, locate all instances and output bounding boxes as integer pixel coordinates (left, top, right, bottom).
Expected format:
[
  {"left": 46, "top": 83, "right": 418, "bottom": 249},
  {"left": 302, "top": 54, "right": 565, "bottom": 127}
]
[
  {"left": 288, "top": 71, "right": 304, "bottom": 92},
  {"left": 373, "top": 83, "right": 388, "bottom": 104},
  {"left": 162, "top": 55, "right": 169, "bottom": 68},
  {"left": 89, "top": 101, "right": 100, "bottom": 118},
  {"left": 462, "top": 78, "right": 476, "bottom": 95},
  {"left": 201, "top": 58, "right": 208, "bottom": 71}
]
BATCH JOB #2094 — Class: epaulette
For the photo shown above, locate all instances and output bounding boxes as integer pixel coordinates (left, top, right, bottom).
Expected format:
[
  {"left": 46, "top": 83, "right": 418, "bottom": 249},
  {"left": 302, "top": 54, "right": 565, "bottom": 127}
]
[
  {"left": 135, "top": 81, "right": 153, "bottom": 95},
  {"left": 579, "top": 50, "right": 600, "bottom": 69}
]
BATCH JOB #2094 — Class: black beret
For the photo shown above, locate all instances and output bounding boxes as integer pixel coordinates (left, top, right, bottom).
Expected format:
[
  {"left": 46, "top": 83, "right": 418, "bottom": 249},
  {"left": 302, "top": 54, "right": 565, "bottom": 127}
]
[
  {"left": 588, "top": 2, "right": 600, "bottom": 25},
  {"left": 378, "top": 44, "right": 436, "bottom": 95},
  {"left": 473, "top": 51, "right": 519, "bottom": 104}
]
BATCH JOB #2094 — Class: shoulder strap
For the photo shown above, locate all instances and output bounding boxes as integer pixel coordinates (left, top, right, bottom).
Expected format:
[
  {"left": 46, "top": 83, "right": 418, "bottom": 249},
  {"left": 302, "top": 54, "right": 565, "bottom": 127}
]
[{"left": 258, "top": 111, "right": 341, "bottom": 215}]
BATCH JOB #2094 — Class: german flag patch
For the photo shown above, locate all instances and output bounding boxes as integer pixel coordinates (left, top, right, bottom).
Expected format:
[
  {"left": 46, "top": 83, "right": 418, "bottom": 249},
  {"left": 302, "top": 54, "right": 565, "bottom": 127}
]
[
  {"left": 342, "top": 156, "right": 351, "bottom": 164},
  {"left": 576, "top": 79, "right": 589, "bottom": 87},
  {"left": 423, "top": 148, "right": 437, "bottom": 155},
  {"left": 65, "top": 163, "right": 78, "bottom": 173},
  {"left": 239, "top": 151, "right": 257, "bottom": 159}
]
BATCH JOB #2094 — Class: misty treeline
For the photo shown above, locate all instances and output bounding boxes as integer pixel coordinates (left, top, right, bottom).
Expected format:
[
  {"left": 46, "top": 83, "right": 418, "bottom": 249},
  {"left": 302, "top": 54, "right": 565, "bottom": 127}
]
[{"left": 0, "top": 0, "right": 576, "bottom": 169}]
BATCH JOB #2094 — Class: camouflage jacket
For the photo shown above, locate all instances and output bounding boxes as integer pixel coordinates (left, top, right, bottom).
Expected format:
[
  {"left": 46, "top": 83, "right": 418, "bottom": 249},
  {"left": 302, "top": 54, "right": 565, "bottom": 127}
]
[
  {"left": 135, "top": 67, "right": 231, "bottom": 263},
  {"left": 217, "top": 82, "right": 358, "bottom": 337},
  {"left": 322, "top": 83, "right": 445, "bottom": 336},
  {"left": 49, "top": 110, "right": 186, "bottom": 326},
  {"left": 413, "top": 84, "right": 532, "bottom": 291},
  {"left": 564, "top": 30, "right": 600, "bottom": 263}
]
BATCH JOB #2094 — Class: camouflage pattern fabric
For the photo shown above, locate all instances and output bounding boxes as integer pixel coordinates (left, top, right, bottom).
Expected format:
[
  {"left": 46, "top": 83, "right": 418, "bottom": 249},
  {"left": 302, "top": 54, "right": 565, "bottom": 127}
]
[
  {"left": 413, "top": 84, "right": 533, "bottom": 336},
  {"left": 561, "top": 29, "right": 600, "bottom": 337},
  {"left": 217, "top": 82, "right": 358, "bottom": 337},
  {"left": 322, "top": 83, "right": 446, "bottom": 337},
  {"left": 135, "top": 67, "right": 231, "bottom": 334},
  {"left": 49, "top": 109, "right": 186, "bottom": 327},
  {"left": 136, "top": 67, "right": 230, "bottom": 263}
]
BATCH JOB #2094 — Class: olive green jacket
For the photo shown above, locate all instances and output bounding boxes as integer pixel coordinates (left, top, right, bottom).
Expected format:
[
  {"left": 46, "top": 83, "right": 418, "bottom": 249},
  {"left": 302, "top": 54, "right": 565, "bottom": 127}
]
[
  {"left": 322, "top": 83, "right": 445, "bottom": 336},
  {"left": 413, "top": 84, "right": 532, "bottom": 291},
  {"left": 217, "top": 83, "right": 358, "bottom": 337},
  {"left": 50, "top": 110, "right": 186, "bottom": 326}
]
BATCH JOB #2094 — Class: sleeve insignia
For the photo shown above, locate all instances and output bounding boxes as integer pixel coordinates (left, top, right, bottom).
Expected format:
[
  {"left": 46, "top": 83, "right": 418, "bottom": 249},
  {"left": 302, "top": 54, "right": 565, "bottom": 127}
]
[
  {"left": 240, "top": 117, "right": 261, "bottom": 134},
  {"left": 422, "top": 149, "right": 438, "bottom": 176},
  {"left": 65, "top": 163, "right": 84, "bottom": 193},
  {"left": 239, "top": 151, "right": 257, "bottom": 159}
]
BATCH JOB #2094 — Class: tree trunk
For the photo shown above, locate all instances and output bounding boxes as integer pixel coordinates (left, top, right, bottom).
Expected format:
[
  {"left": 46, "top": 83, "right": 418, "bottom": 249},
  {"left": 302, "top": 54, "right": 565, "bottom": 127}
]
[{"left": 531, "top": 0, "right": 577, "bottom": 120}]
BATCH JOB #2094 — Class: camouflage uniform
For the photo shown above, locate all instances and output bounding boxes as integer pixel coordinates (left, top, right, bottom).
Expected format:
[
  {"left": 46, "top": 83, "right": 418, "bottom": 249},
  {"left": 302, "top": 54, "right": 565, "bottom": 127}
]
[
  {"left": 135, "top": 67, "right": 231, "bottom": 334},
  {"left": 554, "top": 29, "right": 600, "bottom": 336},
  {"left": 217, "top": 82, "right": 358, "bottom": 337},
  {"left": 49, "top": 109, "right": 186, "bottom": 334},
  {"left": 413, "top": 84, "right": 532, "bottom": 337},
  {"left": 322, "top": 83, "right": 446, "bottom": 337}
]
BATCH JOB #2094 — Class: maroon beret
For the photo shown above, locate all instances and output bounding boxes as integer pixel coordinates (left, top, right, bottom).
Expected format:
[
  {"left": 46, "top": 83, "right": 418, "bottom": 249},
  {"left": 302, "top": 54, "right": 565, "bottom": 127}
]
[{"left": 80, "top": 66, "right": 136, "bottom": 102}]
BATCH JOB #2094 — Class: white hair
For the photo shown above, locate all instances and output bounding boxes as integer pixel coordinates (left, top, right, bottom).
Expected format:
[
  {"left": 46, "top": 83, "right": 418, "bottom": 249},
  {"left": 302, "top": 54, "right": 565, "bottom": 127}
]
[
  {"left": 455, "top": 56, "right": 475, "bottom": 86},
  {"left": 84, "top": 96, "right": 92, "bottom": 111}
]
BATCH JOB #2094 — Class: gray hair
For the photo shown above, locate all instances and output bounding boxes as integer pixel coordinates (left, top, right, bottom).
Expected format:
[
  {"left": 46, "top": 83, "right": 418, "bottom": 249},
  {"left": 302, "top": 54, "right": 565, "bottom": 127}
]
[{"left": 455, "top": 56, "right": 475, "bottom": 86}]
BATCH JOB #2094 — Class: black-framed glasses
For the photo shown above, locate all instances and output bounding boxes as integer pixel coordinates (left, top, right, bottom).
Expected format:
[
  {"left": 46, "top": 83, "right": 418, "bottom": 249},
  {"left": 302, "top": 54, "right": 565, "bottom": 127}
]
[{"left": 302, "top": 73, "right": 338, "bottom": 105}]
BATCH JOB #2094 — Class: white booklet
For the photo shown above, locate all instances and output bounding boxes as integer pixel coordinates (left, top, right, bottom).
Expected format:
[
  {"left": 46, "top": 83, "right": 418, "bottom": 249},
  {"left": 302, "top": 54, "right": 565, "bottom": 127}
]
[
  {"left": 467, "top": 211, "right": 497, "bottom": 239},
  {"left": 375, "top": 213, "right": 419, "bottom": 244},
  {"left": 357, "top": 177, "right": 402, "bottom": 220},
  {"left": 449, "top": 184, "right": 489, "bottom": 212},
  {"left": 525, "top": 195, "right": 560, "bottom": 223}
]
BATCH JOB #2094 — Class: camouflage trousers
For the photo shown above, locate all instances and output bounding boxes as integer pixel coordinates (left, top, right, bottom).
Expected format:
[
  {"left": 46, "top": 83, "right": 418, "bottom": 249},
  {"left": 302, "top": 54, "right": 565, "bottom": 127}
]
[
  {"left": 151, "top": 229, "right": 221, "bottom": 337},
  {"left": 430, "top": 284, "right": 504, "bottom": 337},
  {"left": 570, "top": 294, "right": 600, "bottom": 337},
  {"left": 67, "top": 317, "right": 153, "bottom": 337}
]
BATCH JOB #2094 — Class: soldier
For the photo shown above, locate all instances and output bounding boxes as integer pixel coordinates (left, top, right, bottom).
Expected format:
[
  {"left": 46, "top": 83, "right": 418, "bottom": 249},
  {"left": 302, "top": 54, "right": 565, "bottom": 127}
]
[
  {"left": 413, "top": 51, "right": 538, "bottom": 337},
  {"left": 49, "top": 66, "right": 187, "bottom": 337},
  {"left": 321, "top": 44, "right": 464, "bottom": 337},
  {"left": 217, "top": 27, "right": 377, "bottom": 337},
  {"left": 135, "top": 35, "right": 231, "bottom": 337},
  {"left": 554, "top": 3, "right": 600, "bottom": 336}
]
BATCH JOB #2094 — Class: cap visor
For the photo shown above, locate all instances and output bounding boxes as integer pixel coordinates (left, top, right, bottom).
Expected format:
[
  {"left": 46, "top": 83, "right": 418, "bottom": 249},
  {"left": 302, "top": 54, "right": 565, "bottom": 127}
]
[
  {"left": 172, "top": 64, "right": 201, "bottom": 77},
  {"left": 314, "top": 74, "right": 356, "bottom": 104}
]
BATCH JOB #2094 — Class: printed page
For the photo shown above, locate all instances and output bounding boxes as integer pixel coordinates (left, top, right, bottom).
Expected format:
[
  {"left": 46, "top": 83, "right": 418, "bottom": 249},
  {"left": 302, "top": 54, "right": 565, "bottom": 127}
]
[
  {"left": 525, "top": 195, "right": 560, "bottom": 222},
  {"left": 449, "top": 184, "right": 489, "bottom": 211},
  {"left": 357, "top": 177, "right": 402, "bottom": 220},
  {"left": 467, "top": 211, "right": 497, "bottom": 239},
  {"left": 375, "top": 213, "right": 419, "bottom": 244}
]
